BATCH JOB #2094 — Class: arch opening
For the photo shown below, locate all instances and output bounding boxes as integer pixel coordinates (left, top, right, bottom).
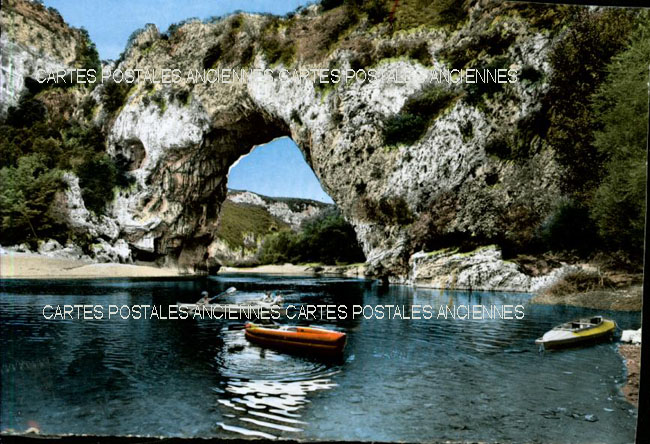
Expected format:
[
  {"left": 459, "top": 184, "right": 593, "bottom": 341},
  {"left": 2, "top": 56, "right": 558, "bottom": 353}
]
[{"left": 207, "top": 137, "right": 365, "bottom": 269}]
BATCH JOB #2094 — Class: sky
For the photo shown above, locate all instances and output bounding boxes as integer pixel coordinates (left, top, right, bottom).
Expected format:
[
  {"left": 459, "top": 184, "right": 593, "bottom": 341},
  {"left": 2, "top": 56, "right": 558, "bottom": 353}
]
[
  {"left": 43, "top": 0, "right": 313, "bottom": 60},
  {"left": 228, "top": 138, "right": 333, "bottom": 203},
  {"left": 42, "top": 0, "right": 333, "bottom": 203}
]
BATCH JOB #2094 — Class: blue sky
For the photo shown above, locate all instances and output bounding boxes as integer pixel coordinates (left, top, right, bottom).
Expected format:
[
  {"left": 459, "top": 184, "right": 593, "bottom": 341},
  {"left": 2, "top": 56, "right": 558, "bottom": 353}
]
[
  {"left": 43, "top": 0, "right": 333, "bottom": 203},
  {"left": 44, "top": 0, "right": 313, "bottom": 60},
  {"left": 228, "top": 138, "right": 333, "bottom": 203}
]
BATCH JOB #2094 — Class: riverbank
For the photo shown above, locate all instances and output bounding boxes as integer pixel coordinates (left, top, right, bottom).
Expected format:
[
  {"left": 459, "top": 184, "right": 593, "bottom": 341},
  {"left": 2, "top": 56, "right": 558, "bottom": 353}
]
[
  {"left": 619, "top": 344, "right": 641, "bottom": 406},
  {"left": 218, "top": 263, "right": 366, "bottom": 278},
  {"left": 0, "top": 252, "right": 185, "bottom": 279}
]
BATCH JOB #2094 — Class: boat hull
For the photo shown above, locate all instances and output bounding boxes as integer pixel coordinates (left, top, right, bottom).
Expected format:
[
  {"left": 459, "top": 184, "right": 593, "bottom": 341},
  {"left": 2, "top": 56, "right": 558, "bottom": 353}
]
[
  {"left": 245, "top": 324, "right": 347, "bottom": 356},
  {"left": 535, "top": 318, "right": 616, "bottom": 350}
]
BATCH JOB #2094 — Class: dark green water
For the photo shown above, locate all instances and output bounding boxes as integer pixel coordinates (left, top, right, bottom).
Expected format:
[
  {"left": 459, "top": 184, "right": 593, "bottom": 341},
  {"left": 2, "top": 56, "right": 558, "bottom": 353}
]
[{"left": 0, "top": 275, "right": 640, "bottom": 442}]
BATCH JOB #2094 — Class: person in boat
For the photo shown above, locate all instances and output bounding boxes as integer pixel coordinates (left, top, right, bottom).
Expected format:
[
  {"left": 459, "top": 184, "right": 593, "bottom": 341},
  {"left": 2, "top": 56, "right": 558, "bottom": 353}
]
[
  {"left": 262, "top": 292, "right": 283, "bottom": 305},
  {"left": 197, "top": 291, "right": 210, "bottom": 305}
]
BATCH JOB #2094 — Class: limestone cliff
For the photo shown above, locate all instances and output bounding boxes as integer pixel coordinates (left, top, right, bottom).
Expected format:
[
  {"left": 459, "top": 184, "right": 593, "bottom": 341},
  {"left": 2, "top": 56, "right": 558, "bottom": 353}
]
[
  {"left": 0, "top": 0, "right": 94, "bottom": 114},
  {"left": 2, "top": 0, "right": 575, "bottom": 284}
]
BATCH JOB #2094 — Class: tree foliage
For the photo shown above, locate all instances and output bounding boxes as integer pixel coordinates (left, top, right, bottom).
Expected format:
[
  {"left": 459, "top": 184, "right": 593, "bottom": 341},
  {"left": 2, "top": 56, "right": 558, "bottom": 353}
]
[
  {"left": 589, "top": 15, "right": 650, "bottom": 255},
  {"left": 0, "top": 154, "right": 64, "bottom": 244},
  {"left": 259, "top": 208, "right": 365, "bottom": 265},
  {"left": 546, "top": 9, "right": 636, "bottom": 196},
  {"left": 0, "top": 88, "right": 132, "bottom": 245}
]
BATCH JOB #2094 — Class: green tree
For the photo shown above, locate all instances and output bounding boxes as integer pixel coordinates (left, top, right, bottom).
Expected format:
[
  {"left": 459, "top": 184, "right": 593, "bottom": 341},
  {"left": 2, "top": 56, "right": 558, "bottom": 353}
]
[
  {"left": 0, "top": 155, "right": 63, "bottom": 243},
  {"left": 75, "top": 153, "right": 118, "bottom": 214},
  {"left": 546, "top": 9, "right": 635, "bottom": 197},
  {"left": 590, "top": 14, "right": 650, "bottom": 255},
  {"left": 259, "top": 207, "right": 365, "bottom": 265}
]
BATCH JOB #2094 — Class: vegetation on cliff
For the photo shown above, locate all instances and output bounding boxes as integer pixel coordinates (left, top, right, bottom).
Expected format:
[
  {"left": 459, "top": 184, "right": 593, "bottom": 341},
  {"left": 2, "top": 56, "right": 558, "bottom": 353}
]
[
  {"left": 216, "top": 200, "right": 289, "bottom": 251},
  {"left": 539, "top": 10, "right": 648, "bottom": 262},
  {"left": 0, "top": 86, "right": 131, "bottom": 246}
]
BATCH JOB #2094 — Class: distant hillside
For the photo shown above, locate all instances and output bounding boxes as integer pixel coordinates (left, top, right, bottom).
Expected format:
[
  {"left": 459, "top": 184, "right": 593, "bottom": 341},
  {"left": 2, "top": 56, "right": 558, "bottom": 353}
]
[
  {"left": 227, "top": 189, "right": 331, "bottom": 229},
  {"left": 209, "top": 190, "right": 331, "bottom": 266}
]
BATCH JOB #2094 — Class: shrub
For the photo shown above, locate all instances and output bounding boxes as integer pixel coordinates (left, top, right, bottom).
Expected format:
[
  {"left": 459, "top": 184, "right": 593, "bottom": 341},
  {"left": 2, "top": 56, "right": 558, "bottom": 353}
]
[
  {"left": 298, "top": 207, "right": 365, "bottom": 264},
  {"left": 260, "top": 35, "right": 295, "bottom": 65},
  {"left": 357, "top": 196, "right": 414, "bottom": 226},
  {"left": 259, "top": 230, "right": 300, "bottom": 264},
  {"left": 364, "top": 0, "right": 389, "bottom": 25},
  {"left": 101, "top": 81, "right": 132, "bottom": 114},
  {"left": 383, "top": 85, "right": 457, "bottom": 145},
  {"left": 259, "top": 207, "right": 365, "bottom": 265},
  {"left": 5, "top": 95, "right": 47, "bottom": 128},
  {"left": 75, "top": 153, "right": 118, "bottom": 214},
  {"left": 202, "top": 44, "right": 223, "bottom": 69},
  {"left": 543, "top": 271, "right": 614, "bottom": 297},
  {"left": 428, "top": 0, "right": 468, "bottom": 28},
  {"left": 539, "top": 199, "right": 598, "bottom": 255},
  {"left": 383, "top": 113, "right": 428, "bottom": 146},
  {"left": 464, "top": 56, "right": 511, "bottom": 106},
  {"left": 0, "top": 154, "right": 64, "bottom": 243},
  {"left": 321, "top": 0, "right": 345, "bottom": 11},
  {"left": 75, "top": 28, "right": 101, "bottom": 75}
]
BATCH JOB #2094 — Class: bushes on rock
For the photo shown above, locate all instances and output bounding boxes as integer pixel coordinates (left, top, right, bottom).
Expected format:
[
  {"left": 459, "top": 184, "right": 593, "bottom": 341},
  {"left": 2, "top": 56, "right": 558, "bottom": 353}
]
[
  {"left": 75, "top": 153, "right": 119, "bottom": 215},
  {"left": 101, "top": 81, "right": 132, "bottom": 114},
  {"left": 357, "top": 196, "right": 414, "bottom": 226},
  {"left": 0, "top": 89, "right": 132, "bottom": 245},
  {"left": 539, "top": 199, "right": 598, "bottom": 255},
  {"left": 383, "top": 85, "right": 457, "bottom": 145}
]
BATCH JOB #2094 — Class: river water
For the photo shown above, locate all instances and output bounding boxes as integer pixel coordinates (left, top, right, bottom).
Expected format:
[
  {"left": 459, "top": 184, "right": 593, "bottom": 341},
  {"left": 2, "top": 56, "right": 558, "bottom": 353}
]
[{"left": 0, "top": 275, "right": 640, "bottom": 442}]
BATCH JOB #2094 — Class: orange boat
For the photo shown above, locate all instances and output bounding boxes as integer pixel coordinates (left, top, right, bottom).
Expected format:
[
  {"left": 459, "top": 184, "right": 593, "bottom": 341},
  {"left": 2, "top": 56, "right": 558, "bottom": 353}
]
[{"left": 244, "top": 323, "right": 347, "bottom": 356}]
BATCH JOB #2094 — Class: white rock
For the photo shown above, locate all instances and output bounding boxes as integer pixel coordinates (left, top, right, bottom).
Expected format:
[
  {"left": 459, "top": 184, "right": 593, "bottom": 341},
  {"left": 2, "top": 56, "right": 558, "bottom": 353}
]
[
  {"left": 38, "top": 239, "right": 64, "bottom": 255},
  {"left": 90, "top": 239, "right": 132, "bottom": 263},
  {"left": 621, "top": 328, "right": 641, "bottom": 344},
  {"left": 61, "top": 173, "right": 120, "bottom": 240},
  {"left": 409, "top": 245, "right": 576, "bottom": 293}
]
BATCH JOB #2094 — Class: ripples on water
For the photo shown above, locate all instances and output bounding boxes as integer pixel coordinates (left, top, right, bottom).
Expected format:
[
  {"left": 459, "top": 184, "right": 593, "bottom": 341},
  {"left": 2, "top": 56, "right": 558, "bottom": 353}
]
[
  {"left": 214, "top": 327, "right": 341, "bottom": 439},
  {"left": 0, "top": 275, "right": 641, "bottom": 442}
]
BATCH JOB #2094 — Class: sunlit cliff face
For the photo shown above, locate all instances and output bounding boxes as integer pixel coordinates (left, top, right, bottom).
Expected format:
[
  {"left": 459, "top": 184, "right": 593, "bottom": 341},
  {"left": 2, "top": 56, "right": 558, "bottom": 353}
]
[{"left": 2, "top": 0, "right": 564, "bottom": 277}]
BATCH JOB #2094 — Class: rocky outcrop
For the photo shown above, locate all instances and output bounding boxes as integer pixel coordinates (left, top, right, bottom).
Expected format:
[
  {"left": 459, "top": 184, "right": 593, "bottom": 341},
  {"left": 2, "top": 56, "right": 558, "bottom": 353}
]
[
  {"left": 3, "top": 0, "right": 574, "bottom": 287},
  {"left": 405, "top": 246, "right": 577, "bottom": 292},
  {"left": 89, "top": 1, "right": 563, "bottom": 276},
  {"left": 0, "top": 0, "right": 90, "bottom": 114}
]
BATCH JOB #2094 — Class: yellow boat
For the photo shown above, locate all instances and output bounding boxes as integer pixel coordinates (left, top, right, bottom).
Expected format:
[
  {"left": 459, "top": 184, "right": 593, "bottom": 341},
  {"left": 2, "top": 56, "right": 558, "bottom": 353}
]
[{"left": 535, "top": 316, "right": 616, "bottom": 350}]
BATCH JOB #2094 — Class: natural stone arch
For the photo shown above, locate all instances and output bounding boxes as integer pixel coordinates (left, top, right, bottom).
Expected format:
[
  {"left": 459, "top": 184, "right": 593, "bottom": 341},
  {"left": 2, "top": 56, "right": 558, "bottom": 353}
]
[{"left": 98, "top": 12, "right": 562, "bottom": 278}]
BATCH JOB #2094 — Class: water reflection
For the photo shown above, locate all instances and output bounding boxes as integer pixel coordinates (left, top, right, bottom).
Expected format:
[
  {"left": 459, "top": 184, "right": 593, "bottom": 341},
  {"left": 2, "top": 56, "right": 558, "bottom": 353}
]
[
  {"left": 214, "top": 326, "right": 341, "bottom": 439},
  {"left": 0, "top": 276, "right": 641, "bottom": 442}
]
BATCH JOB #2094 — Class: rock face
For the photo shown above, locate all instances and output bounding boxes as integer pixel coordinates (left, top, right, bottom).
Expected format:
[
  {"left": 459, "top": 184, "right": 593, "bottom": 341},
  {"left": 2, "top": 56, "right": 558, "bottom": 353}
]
[
  {"left": 0, "top": 0, "right": 90, "bottom": 114},
  {"left": 2, "top": 0, "right": 572, "bottom": 288},
  {"left": 406, "top": 246, "right": 577, "bottom": 293}
]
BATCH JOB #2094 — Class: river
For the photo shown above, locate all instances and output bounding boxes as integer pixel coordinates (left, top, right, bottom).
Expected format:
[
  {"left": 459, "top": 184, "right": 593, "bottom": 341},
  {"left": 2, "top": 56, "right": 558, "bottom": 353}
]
[{"left": 0, "top": 275, "right": 640, "bottom": 442}]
